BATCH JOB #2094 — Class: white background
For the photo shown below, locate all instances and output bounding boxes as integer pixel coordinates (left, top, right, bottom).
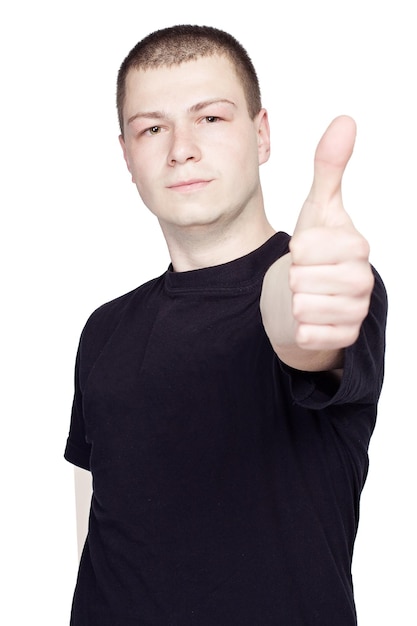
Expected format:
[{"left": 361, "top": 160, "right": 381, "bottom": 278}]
[{"left": 1, "top": 1, "right": 415, "bottom": 624}]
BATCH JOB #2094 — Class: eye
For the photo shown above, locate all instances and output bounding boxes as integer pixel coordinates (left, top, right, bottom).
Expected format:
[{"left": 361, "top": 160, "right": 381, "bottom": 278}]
[
  {"left": 204, "top": 116, "right": 220, "bottom": 123},
  {"left": 146, "top": 126, "right": 161, "bottom": 135}
]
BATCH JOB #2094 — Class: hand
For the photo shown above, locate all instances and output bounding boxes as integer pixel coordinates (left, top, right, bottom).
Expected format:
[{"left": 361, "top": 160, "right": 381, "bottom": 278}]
[{"left": 289, "top": 115, "right": 374, "bottom": 351}]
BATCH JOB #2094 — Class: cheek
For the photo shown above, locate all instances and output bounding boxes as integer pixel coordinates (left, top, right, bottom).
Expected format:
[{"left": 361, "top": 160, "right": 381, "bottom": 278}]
[
  {"left": 222, "top": 130, "right": 258, "bottom": 166},
  {"left": 131, "top": 163, "right": 166, "bottom": 209},
  {"left": 125, "top": 141, "right": 162, "bottom": 179},
  {"left": 129, "top": 155, "right": 158, "bottom": 188},
  {"left": 227, "top": 145, "right": 259, "bottom": 183},
  {"left": 133, "top": 175, "right": 156, "bottom": 204}
]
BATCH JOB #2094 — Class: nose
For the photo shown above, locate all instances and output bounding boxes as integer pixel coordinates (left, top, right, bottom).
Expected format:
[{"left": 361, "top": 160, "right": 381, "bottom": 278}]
[{"left": 167, "top": 126, "right": 202, "bottom": 166}]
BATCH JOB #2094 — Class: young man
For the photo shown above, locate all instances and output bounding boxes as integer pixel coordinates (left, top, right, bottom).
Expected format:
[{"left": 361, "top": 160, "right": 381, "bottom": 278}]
[{"left": 65, "top": 25, "right": 387, "bottom": 625}]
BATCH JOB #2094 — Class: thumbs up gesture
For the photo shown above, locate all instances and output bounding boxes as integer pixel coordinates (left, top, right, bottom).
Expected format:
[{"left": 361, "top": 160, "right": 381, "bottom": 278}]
[{"left": 261, "top": 116, "right": 375, "bottom": 371}]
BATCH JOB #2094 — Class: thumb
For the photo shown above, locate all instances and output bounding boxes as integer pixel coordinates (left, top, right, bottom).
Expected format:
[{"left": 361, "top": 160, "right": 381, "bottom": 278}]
[
  {"left": 294, "top": 115, "right": 357, "bottom": 232},
  {"left": 309, "top": 114, "right": 356, "bottom": 207}
]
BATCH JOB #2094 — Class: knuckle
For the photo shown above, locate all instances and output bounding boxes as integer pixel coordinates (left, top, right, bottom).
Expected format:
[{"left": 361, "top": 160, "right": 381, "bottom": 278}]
[
  {"left": 340, "top": 324, "right": 360, "bottom": 347},
  {"left": 288, "top": 265, "right": 299, "bottom": 292},
  {"left": 292, "top": 293, "right": 305, "bottom": 320},
  {"left": 353, "top": 233, "right": 371, "bottom": 259}
]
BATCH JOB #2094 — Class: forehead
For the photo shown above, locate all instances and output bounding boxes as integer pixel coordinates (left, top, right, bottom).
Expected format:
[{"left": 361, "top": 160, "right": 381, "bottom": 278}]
[{"left": 123, "top": 55, "right": 246, "bottom": 115}]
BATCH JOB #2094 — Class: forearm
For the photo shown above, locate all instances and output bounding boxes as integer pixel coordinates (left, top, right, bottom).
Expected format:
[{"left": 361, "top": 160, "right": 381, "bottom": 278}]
[
  {"left": 74, "top": 466, "right": 93, "bottom": 561},
  {"left": 260, "top": 252, "right": 344, "bottom": 372}
]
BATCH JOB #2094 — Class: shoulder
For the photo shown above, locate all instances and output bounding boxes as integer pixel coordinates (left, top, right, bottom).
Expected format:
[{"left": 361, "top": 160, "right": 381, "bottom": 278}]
[
  {"left": 78, "top": 273, "right": 166, "bottom": 364},
  {"left": 89, "top": 274, "right": 163, "bottom": 325}
]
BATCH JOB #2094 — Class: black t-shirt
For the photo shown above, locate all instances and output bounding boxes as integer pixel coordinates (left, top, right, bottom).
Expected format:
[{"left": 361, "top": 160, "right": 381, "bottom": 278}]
[{"left": 65, "top": 232, "right": 387, "bottom": 625}]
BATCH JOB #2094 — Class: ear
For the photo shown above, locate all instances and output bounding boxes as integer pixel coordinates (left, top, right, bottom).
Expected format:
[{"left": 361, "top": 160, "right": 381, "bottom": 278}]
[
  {"left": 119, "top": 134, "right": 134, "bottom": 182},
  {"left": 255, "top": 108, "right": 271, "bottom": 165}
]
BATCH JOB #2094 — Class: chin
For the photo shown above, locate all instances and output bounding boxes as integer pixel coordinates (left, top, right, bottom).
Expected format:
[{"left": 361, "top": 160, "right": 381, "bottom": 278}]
[
  {"left": 160, "top": 211, "right": 228, "bottom": 233},
  {"left": 162, "top": 206, "right": 225, "bottom": 228}
]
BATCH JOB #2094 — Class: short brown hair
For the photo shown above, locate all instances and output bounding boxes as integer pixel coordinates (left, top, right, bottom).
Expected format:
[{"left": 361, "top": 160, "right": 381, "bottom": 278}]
[{"left": 116, "top": 24, "right": 262, "bottom": 135}]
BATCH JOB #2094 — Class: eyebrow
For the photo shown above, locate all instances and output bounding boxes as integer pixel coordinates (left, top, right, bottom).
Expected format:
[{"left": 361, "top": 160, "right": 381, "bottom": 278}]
[{"left": 127, "top": 98, "right": 236, "bottom": 126}]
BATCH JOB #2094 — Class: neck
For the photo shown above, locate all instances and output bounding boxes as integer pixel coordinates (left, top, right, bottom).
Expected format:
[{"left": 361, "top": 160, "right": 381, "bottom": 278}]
[{"left": 159, "top": 212, "right": 276, "bottom": 272}]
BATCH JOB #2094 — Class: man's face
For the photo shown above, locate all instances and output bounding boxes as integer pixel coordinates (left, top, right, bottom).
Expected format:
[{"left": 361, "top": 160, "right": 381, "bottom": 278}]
[{"left": 120, "top": 55, "right": 270, "bottom": 233}]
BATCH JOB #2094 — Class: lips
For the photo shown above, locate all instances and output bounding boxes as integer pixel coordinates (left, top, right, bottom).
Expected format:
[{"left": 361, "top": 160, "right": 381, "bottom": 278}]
[{"left": 167, "top": 179, "right": 211, "bottom": 192}]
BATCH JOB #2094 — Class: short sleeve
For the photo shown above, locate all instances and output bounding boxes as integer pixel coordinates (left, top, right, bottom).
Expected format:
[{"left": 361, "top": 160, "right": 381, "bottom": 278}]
[
  {"left": 280, "top": 266, "right": 388, "bottom": 410},
  {"left": 64, "top": 345, "right": 92, "bottom": 471}
]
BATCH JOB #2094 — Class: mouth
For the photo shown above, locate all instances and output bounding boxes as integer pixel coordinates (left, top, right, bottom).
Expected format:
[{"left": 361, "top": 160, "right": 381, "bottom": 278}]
[{"left": 167, "top": 179, "right": 212, "bottom": 193}]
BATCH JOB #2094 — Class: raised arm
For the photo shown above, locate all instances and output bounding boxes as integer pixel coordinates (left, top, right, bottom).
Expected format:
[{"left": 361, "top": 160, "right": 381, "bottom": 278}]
[{"left": 260, "top": 116, "right": 374, "bottom": 373}]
